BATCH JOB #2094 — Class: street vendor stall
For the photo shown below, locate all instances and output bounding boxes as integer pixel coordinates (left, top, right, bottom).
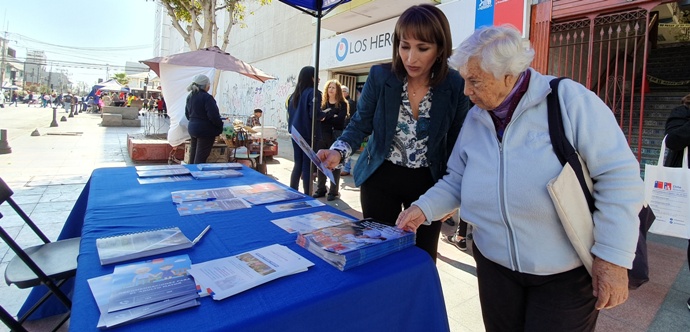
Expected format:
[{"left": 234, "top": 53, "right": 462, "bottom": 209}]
[{"left": 248, "top": 125, "right": 278, "bottom": 160}]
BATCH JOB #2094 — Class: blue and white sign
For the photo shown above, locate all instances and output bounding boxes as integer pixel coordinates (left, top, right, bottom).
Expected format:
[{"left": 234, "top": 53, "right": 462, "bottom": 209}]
[{"left": 321, "top": 0, "right": 476, "bottom": 70}]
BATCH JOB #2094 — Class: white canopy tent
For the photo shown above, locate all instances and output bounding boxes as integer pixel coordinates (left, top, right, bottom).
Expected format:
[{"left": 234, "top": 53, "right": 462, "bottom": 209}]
[{"left": 158, "top": 64, "right": 216, "bottom": 147}]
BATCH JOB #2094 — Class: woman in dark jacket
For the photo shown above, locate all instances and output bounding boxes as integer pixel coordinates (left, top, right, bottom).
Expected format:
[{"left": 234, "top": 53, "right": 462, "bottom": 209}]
[
  {"left": 185, "top": 74, "right": 223, "bottom": 164},
  {"left": 287, "top": 66, "right": 324, "bottom": 195},
  {"left": 664, "top": 92, "right": 690, "bottom": 311},
  {"left": 315, "top": 4, "right": 469, "bottom": 260},
  {"left": 314, "top": 79, "right": 348, "bottom": 201}
]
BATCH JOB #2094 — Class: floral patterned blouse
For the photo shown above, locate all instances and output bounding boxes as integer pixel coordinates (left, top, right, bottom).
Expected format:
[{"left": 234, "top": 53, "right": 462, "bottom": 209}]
[{"left": 387, "top": 79, "right": 432, "bottom": 168}]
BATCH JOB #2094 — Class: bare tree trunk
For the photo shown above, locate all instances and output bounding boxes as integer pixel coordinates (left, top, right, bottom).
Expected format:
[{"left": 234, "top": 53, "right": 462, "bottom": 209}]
[{"left": 220, "top": 19, "right": 234, "bottom": 51}]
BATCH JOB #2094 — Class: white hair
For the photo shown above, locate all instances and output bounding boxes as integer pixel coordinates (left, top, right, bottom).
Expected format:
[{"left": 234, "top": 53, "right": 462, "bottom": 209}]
[
  {"left": 449, "top": 25, "right": 535, "bottom": 79},
  {"left": 187, "top": 74, "right": 210, "bottom": 93}
]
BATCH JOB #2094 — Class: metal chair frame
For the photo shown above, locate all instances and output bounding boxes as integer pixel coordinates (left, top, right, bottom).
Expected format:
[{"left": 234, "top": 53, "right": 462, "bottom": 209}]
[{"left": 0, "top": 177, "right": 77, "bottom": 331}]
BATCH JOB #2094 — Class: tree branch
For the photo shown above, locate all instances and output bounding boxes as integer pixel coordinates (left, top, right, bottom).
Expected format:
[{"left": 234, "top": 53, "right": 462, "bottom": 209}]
[{"left": 161, "top": 0, "right": 192, "bottom": 48}]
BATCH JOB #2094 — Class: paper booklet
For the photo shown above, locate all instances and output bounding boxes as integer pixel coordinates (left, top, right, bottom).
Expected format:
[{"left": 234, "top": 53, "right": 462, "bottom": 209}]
[
  {"left": 197, "top": 162, "right": 244, "bottom": 171},
  {"left": 137, "top": 168, "right": 191, "bottom": 178},
  {"left": 176, "top": 198, "right": 252, "bottom": 216},
  {"left": 189, "top": 244, "right": 314, "bottom": 301},
  {"left": 190, "top": 169, "right": 243, "bottom": 179},
  {"left": 92, "top": 254, "right": 200, "bottom": 328},
  {"left": 171, "top": 183, "right": 303, "bottom": 207},
  {"left": 296, "top": 219, "right": 416, "bottom": 271},
  {"left": 135, "top": 165, "right": 189, "bottom": 172},
  {"left": 290, "top": 126, "right": 335, "bottom": 185},
  {"left": 137, "top": 175, "right": 194, "bottom": 185},
  {"left": 96, "top": 227, "right": 206, "bottom": 265},
  {"left": 171, "top": 187, "right": 237, "bottom": 204},
  {"left": 271, "top": 210, "right": 356, "bottom": 234},
  {"left": 265, "top": 200, "right": 325, "bottom": 213},
  {"left": 228, "top": 182, "right": 305, "bottom": 205}
]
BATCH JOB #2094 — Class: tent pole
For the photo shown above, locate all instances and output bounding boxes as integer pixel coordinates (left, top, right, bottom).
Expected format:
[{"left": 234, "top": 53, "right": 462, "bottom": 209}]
[
  {"left": 212, "top": 68, "right": 221, "bottom": 97},
  {"left": 309, "top": 3, "right": 323, "bottom": 197}
]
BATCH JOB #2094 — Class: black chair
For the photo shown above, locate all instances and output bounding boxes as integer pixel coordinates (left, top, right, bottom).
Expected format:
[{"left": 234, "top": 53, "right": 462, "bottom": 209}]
[{"left": 0, "top": 177, "right": 80, "bottom": 332}]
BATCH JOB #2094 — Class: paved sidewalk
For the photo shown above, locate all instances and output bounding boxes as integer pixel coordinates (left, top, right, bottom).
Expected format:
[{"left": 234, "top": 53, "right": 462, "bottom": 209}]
[{"left": 1, "top": 103, "right": 689, "bottom": 331}]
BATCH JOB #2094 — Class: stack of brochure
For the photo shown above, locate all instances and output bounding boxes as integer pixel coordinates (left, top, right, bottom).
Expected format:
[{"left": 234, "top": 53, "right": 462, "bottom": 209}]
[
  {"left": 196, "top": 162, "right": 243, "bottom": 171},
  {"left": 296, "top": 219, "right": 416, "bottom": 271},
  {"left": 190, "top": 169, "right": 243, "bottom": 179},
  {"left": 135, "top": 165, "right": 193, "bottom": 184},
  {"left": 87, "top": 254, "right": 200, "bottom": 329},
  {"left": 189, "top": 244, "right": 314, "bottom": 300}
]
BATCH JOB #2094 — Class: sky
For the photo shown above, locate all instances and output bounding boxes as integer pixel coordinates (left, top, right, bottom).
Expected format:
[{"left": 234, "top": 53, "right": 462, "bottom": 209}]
[{"left": 2, "top": 0, "right": 157, "bottom": 87}]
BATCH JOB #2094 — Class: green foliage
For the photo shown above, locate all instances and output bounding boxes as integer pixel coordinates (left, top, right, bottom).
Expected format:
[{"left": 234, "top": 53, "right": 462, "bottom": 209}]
[
  {"left": 113, "top": 73, "right": 129, "bottom": 85},
  {"left": 151, "top": 0, "right": 272, "bottom": 50}
]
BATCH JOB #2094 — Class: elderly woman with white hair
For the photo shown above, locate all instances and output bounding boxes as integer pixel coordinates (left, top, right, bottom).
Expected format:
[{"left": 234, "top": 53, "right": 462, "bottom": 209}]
[
  {"left": 185, "top": 74, "right": 223, "bottom": 164},
  {"left": 396, "top": 25, "right": 643, "bottom": 331}
]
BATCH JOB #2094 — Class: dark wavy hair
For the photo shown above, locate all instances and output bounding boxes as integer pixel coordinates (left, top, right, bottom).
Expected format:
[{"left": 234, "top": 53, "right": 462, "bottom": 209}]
[
  {"left": 391, "top": 4, "right": 452, "bottom": 87},
  {"left": 289, "top": 66, "right": 315, "bottom": 108}
]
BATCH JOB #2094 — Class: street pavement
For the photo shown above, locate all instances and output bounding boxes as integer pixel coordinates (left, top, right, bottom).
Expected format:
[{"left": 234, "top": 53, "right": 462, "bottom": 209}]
[{"left": 1, "top": 102, "right": 689, "bottom": 331}]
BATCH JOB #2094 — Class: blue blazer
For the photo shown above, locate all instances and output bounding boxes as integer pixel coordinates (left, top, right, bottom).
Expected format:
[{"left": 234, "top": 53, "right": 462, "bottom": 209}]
[
  {"left": 339, "top": 64, "right": 469, "bottom": 187},
  {"left": 287, "top": 87, "right": 324, "bottom": 145}
]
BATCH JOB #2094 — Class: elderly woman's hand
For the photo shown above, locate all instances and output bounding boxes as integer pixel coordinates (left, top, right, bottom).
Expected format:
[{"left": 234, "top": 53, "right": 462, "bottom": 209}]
[
  {"left": 592, "top": 257, "right": 629, "bottom": 310},
  {"left": 316, "top": 149, "right": 342, "bottom": 170},
  {"left": 396, "top": 206, "right": 427, "bottom": 233}
]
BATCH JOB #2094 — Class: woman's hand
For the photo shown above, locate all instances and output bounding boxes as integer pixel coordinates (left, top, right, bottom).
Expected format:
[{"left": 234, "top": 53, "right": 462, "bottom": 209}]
[
  {"left": 316, "top": 149, "right": 341, "bottom": 170},
  {"left": 396, "top": 206, "right": 427, "bottom": 233},
  {"left": 592, "top": 257, "right": 629, "bottom": 310}
]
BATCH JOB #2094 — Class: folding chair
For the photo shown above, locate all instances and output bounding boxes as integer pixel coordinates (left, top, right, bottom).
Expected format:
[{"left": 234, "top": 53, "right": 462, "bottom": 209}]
[
  {"left": 226, "top": 127, "right": 258, "bottom": 169},
  {"left": 0, "top": 177, "right": 80, "bottom": 332}
]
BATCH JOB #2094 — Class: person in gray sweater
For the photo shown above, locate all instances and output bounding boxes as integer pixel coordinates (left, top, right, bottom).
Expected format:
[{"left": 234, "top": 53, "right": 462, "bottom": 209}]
[{"left": 397, "top": 25, "right": 643, "bottom": 331}]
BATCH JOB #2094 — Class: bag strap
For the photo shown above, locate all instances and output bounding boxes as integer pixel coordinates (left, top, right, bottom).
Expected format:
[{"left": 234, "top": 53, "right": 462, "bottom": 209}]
[{"left": 547, "top": 78, "right": 596, "bottom": 213}]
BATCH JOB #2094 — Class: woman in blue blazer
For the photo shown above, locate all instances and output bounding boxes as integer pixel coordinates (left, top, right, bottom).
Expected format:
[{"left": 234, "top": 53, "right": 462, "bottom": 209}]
[
  {"left": 287, "top": 66, "right": 324, "bottom": 195},
  {"left": 317, "top": 4, "right": 469, "bottom": 260}
]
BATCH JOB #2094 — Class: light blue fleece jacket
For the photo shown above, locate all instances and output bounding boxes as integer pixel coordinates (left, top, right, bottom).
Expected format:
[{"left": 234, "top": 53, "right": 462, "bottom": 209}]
[{"left": 413, "top": 68, "right": 644, "bottom": 275}]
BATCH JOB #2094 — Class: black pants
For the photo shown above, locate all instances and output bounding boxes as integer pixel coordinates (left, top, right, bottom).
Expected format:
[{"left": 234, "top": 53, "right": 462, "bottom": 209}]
[
  {"left": 360, "top": 160, "right": 442, "bottom": 261},
  {"left": 473, "top": 243, "right": 598, "bottom": 332},
  {"left": 189, "top": 136, "right": 216, "bottom": 164},
  {"left": 290, "top": 140, "right": 313, "bottom": 195}
]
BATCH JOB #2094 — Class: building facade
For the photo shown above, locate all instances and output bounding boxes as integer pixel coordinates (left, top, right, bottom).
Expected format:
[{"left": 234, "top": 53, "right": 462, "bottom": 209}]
[
  {"left": 23, "top": 50, "right": 47, "bottom": 86},
  {"left": 152, "top": 0, "right": 533, "bottom": 131},
  {"left": 1, "top": 36, "right": 24, "bottom": 89},
  {"left": 152, "top": 0, "right": 687, "bottom": 163}
]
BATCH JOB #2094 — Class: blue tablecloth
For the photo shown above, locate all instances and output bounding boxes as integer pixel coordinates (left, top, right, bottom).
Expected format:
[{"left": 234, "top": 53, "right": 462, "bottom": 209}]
[{"left": 67, "top": 166, "right": 449, "bottom": 331}]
